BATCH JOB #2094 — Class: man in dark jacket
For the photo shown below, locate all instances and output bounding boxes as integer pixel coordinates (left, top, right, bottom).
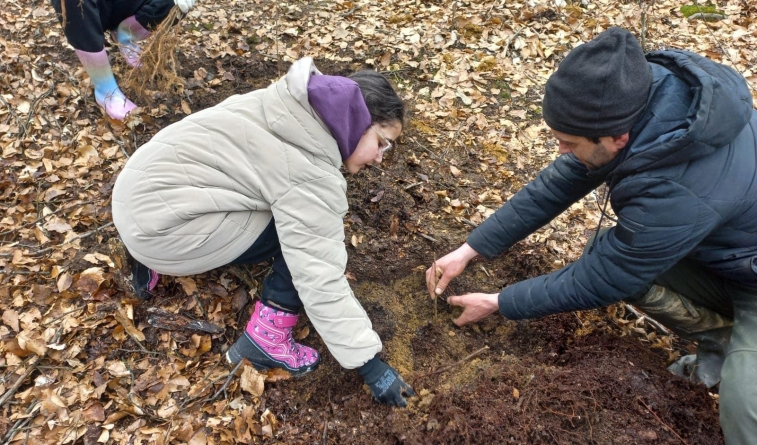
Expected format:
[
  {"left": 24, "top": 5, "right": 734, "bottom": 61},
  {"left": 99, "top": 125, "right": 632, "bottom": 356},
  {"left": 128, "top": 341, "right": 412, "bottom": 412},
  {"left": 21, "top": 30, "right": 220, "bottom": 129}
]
[{"left": 426, "top": 27, "right": 757, "bottom": 444}]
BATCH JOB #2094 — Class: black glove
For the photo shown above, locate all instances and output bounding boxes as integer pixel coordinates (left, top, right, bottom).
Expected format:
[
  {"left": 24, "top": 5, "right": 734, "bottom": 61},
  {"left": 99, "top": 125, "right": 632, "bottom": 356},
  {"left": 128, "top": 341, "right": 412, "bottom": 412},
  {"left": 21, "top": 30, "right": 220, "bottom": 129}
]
[{"left": 358, "top": 355, "right": 416, "bottom": 407}]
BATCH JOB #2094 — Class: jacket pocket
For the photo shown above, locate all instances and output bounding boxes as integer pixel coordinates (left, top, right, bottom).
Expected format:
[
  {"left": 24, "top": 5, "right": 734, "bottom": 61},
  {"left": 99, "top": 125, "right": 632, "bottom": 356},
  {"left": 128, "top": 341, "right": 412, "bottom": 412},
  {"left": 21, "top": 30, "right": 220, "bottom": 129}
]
[{"left": 615, "top": 218, "right": 644, "bottom": 248}]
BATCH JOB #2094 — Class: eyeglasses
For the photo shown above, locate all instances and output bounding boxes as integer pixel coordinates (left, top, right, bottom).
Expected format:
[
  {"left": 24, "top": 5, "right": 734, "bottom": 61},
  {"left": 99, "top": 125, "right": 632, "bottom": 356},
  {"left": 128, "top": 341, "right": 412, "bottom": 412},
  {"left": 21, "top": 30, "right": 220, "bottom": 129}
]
[{"left": 372, "top": 125, "right": 394, "bottom": 154}]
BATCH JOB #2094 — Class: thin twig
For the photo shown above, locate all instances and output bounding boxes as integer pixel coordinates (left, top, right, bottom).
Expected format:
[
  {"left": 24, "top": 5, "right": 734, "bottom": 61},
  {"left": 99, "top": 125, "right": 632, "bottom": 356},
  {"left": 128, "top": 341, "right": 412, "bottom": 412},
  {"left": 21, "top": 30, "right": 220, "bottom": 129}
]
[
  {"left": 0, "top": 329, "right": 62, "bottom": 408},
  {"left": 0, "top": 358, "right": 41, "bottom": 408},
  {"left": 637, "top": 397, "right": 689, "bottom": 445},
  {"left": 413, "top": 346, "right": 489, "bottom": 382},
  {"left": 403, "top": 182, "right": 423, "bottom": 190},
  {"left": 690, "top": 4, "right": 755, "bottom": 92},
  {"left": 502, "top": 26, "right": 525, "bottom": 57},
  {"left": 20, "top": 86, "right": 54, "bottom": 137},
  {"left": 460, "top": 218, "right": 479, "bottom": 228},
  {"left": 418, "top": 233, "right": 437, "bottom": 243},
  {"left": 32, "top": 221, "right": 114, "bottom": 256},
  {"left": 0, "top": 400, "right": 38, "bottom": 444},
  {"left": 0, "top": 94, "right": 21, "bottom": 133},
  {"left": 409, "top": 137, "right": 442, "bottom": 161},
  {"left": 178, "top": 363, "right": 224, "bottom": 411},
  {"left": 433, "top": 253, "right": 438, "bottom": 320},
  {"left": 624, "top": 304, "right": 671, "bottom": 335},
  {"left": 339, "top": 6, "right": 358, "bottom": 17},
  {"left": 41, "top": 305, "right": 87, "bottom": 327},
  {"left": 639, "top": 0, "right": 647, "bottom": 52},
  {"left": 205, "top": 361, "right": 244, "bottom": 403},
  {"left": 0, "top": 200, "right": 93, "bottom": 236},
  {"left": 0, "top": 269, "right": 49, "bottom": 276},
  {"left": 322, "top": 419, "right": 328, "bottom": 445}
]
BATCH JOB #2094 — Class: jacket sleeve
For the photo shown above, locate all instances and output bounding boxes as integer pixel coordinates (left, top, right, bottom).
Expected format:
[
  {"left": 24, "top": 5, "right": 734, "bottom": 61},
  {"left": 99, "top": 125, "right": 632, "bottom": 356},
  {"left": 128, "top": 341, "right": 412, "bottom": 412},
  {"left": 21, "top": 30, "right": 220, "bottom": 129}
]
[
  {"left": 498, "top": 178, "right": 722, "bottom": 320},
  {"left": 467, "top": 154, "right": 604, "bottom": 258},
  {"left": 271, "top": 176, "right": 382, "bottom": 369}
]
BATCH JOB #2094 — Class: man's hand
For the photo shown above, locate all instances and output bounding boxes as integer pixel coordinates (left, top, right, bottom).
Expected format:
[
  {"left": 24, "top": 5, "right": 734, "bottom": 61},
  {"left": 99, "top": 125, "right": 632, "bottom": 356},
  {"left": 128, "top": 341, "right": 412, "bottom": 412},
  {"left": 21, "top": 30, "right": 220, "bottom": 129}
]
[
  {"left": 174, "top": 0, "right": 196, "bottom": 14},
  {"left": 446, "top": 293, "right": 500, "bottom": 326},
  {"left": 425, "top": 243, "right": 480, "bottom": 299}
]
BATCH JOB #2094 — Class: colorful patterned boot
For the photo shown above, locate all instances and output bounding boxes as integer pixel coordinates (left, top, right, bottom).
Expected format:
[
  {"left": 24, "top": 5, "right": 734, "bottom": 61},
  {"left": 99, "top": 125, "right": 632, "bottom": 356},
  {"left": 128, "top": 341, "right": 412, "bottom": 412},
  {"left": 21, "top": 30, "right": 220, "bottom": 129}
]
[
  {"left": 226, "top": 301, "right": 320, "bottom": 376},
  {"left": 75, "top": 48, "right": 137, "bottom": 121},
  {"left": 113, "top": 16, "right": 151, "bottom": 68}
]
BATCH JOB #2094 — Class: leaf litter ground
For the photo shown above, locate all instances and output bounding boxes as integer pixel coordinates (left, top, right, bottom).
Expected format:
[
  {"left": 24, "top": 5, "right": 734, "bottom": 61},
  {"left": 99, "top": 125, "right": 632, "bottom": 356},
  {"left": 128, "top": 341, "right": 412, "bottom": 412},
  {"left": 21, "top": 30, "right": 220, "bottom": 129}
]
[{"left": 2, "top": 0, "right": 753, "bottom": 443}]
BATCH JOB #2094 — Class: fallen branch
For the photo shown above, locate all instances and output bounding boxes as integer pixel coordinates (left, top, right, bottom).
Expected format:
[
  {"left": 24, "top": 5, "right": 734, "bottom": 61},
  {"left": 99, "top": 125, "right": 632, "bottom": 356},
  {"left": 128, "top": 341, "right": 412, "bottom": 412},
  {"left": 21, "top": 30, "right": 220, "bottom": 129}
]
[
  {"left": 687, "top": 12, "right": 726, "bottom": 22},
  {"left": 413, "top": 346, "right": 489, "bottom": 382}
]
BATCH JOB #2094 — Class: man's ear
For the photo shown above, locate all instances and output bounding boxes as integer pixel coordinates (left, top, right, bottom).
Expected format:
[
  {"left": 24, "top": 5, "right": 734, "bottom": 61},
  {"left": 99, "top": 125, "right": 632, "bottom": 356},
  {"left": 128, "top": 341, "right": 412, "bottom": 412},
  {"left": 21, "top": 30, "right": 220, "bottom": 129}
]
[{"left": 610, "top": 133, "right": 630, "bottom": 151}]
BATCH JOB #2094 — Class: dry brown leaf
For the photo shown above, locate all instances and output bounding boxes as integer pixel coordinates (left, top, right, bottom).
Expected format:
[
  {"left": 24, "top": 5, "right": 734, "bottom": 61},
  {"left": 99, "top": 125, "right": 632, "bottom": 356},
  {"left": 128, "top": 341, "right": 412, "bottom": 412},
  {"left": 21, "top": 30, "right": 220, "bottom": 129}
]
[
  {"left": 265, "top": 368, "right": 292, "bottom": 383},
  {"left": 240, "top": 365, "right": 265, "bottom": 397},
  {"left": 83, "top": 402, "right": 106, "bottom": 422},
  {"left": 2, "top": 309, "right": 20, "bottom": 332},
  {"left": 114, "top": 306, "right": 146, "bottom": 342},
  {"left": 294, "top": 325, "right": 309, "bottom": 340},
  {"left": 176, "top": 276, "right": 198, "bottom": 295},
  {"left": 56, "top": 272, "right": 73, "bottom": 292}
]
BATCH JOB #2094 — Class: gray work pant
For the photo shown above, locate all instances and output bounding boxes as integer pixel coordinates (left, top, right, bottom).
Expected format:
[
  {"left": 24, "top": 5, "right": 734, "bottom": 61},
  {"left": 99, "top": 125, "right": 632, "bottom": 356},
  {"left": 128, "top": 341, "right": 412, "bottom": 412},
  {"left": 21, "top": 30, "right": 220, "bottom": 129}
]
[
  {"left": 585, "top": 230, "right": 757, "bottom": 444},
  {"left": 643, "top": 259, "right": 756, "bottom": 445}
]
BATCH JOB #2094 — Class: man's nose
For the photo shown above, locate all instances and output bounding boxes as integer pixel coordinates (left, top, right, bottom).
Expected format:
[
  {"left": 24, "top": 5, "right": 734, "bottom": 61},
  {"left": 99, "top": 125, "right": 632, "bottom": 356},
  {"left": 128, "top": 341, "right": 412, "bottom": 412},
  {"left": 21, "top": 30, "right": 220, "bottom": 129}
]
[{"left": 558, "top": 143, "right": 571, "bottom": 155}]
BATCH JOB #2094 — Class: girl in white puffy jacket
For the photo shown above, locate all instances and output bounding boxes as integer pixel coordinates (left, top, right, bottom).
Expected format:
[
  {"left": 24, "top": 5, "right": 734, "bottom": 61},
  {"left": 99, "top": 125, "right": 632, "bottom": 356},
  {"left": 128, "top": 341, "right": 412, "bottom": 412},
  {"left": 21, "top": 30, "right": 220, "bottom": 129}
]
[{"left": 113, "top": 58, "right": 415, "bottom": 407}]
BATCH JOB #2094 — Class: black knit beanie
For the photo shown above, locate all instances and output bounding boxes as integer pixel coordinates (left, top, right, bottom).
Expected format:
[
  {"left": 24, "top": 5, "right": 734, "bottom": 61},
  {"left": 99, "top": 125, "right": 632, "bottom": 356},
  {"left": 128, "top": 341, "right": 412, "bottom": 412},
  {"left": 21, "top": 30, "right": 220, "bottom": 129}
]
[{"left": 542, "top": 27, "right": 652, "bottom": 138}]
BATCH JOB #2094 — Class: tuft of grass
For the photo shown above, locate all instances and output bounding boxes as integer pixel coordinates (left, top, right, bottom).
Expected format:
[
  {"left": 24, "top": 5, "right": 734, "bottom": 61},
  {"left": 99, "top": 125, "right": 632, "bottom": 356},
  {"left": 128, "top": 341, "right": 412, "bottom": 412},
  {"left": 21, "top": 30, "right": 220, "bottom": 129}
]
[
  {"left": 492, "top": 80, "right": 512, "bottom": 101},
  {"left": 679, "top": 4, "right": 725, "bottom": 18}
]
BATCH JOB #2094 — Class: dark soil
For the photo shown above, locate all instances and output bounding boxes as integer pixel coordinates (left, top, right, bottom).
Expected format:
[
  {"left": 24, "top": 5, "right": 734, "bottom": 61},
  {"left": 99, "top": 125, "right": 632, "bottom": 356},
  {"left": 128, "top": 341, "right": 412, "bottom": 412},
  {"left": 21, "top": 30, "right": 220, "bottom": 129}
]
[{"left": 107, "top": 48, "right": 725, "bottom": 444}]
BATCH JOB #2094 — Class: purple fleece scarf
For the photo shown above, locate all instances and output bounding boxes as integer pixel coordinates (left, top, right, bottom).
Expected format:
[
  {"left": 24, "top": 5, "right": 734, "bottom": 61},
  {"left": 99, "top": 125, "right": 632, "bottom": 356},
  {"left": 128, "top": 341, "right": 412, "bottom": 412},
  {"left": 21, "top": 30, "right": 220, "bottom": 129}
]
[{"left": 307, "top": 75, "right": 372, "bottom": 161}]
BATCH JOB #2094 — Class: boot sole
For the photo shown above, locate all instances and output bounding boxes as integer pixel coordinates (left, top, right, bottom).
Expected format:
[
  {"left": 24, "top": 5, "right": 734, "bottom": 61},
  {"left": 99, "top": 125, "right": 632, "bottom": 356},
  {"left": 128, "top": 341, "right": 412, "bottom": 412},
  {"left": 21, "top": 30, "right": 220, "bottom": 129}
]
[{"left": 226, "top": 333, "right": 320, "bottom": 378}]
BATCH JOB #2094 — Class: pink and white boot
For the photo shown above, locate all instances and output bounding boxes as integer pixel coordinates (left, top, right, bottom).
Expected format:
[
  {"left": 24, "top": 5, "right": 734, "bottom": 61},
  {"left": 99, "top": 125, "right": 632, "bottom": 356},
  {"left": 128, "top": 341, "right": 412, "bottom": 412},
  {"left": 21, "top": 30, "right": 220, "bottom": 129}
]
[
  {"left": 113, "top": 16, "right": 151, "bottom": 68},
  {"left": 75, "top": 49, "right": 137, "bottom": 120},
  {"left": 226, "top": 301, "right": 320, "bottom": 376}
]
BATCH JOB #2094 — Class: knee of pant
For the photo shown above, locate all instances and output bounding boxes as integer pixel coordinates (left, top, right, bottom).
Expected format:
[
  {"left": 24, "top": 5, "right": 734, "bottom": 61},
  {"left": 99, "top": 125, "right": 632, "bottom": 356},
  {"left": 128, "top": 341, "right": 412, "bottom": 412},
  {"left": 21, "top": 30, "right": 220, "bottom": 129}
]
[{"left": 719, "top": 352, "right": 757, "bottom": 429}]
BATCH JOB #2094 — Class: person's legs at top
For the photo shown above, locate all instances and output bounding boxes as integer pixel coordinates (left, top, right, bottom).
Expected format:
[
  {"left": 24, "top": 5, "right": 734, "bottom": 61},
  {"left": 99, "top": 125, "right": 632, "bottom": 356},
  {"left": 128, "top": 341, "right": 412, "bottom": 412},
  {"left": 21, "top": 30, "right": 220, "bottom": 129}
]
[
  {"left": 50, "top": 0, "right": 137, "bottom": 120},
  {"left": 112, "top": 0, "right": 175, "bottom": 67}
]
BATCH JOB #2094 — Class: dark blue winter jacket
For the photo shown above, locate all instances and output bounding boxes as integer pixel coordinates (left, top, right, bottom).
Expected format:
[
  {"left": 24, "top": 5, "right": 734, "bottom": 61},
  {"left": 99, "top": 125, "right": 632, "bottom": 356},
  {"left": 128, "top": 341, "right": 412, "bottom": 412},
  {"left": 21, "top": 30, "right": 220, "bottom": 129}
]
[{"left": 466, "top": 50, "right": 757, "bottom": 320}]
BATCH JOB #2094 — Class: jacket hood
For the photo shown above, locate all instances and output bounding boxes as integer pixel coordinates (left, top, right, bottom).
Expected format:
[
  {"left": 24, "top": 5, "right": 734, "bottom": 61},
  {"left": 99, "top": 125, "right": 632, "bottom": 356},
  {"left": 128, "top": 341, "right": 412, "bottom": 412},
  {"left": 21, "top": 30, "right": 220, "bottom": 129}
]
[
  {"left": 308, "top": 75, "right": 372, "bottom": 161},
  {"left": 260, "top": 57, "right": 343, "bottom": 169},
  {"left": 610, "top": 50, "right": 753, "bottom": 179}
]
